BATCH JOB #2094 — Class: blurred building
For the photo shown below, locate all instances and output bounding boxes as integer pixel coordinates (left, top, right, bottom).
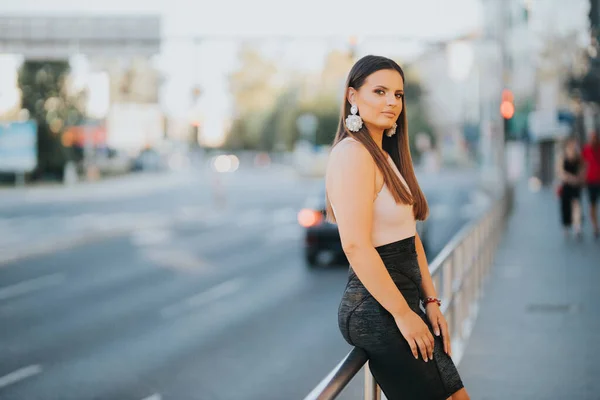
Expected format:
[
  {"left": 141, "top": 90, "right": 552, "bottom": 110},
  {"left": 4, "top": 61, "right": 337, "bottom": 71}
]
[
  {"left": 524, "top": 0, "right": 590, "bottom": 142},
  {"left": 411, "top": 44, "right": 471, "bottom": 166},
  {"left": 412, "top": 0, "right": 591, "bottom": 178},
  {"left": 0, "top": 15, "right": 163, "bottom": 157}
]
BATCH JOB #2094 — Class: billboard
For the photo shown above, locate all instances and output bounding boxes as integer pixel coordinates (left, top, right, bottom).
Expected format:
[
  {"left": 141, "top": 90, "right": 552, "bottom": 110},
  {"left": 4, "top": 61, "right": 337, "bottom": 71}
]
[{"left": 0, "top": 121, "right": 37, "bottom": 173}]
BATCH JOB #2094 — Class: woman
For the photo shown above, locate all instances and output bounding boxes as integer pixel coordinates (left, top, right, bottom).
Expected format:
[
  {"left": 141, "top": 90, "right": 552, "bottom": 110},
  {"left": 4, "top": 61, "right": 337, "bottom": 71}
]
[
  {"left": 325, "top": 55, "right": 468, "bottom": 400},
  {"left": 557, "top": 137, "right": 584, "bottom": 238},
  {"left": 582, "top": 132, "right": 600, "bottom": 238}
]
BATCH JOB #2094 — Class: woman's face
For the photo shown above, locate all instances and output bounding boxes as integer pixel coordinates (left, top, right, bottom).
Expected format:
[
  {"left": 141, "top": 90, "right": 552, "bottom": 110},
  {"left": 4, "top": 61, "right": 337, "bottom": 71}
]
[
  {"left": 566, "top": 141, "right": 577, "bottom": 157},
  {"left": 347, "top": 69, "right": 404, "bottom": 132}
]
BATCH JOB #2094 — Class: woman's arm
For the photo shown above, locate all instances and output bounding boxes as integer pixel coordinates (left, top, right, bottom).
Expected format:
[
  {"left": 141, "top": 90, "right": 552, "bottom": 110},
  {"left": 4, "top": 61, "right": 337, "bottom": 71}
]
[
  {"left": 415, "top": 232, "right": 437, "bottom": 299},
  {"left": 326, "top": 141, "right": 411, "bottom": 318},
  {"left": 580, "top": 151, "right": 589, "bottom": 182},
  {"left": 556, "top": 155, "right": 567, "bottom": 182}
]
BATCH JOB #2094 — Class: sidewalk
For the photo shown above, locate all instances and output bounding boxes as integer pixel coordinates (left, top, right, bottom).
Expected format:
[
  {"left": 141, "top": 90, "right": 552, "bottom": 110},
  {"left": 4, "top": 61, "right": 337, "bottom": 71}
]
[{"left": 459, "top": 183, "right": 600, "bottom": 399}]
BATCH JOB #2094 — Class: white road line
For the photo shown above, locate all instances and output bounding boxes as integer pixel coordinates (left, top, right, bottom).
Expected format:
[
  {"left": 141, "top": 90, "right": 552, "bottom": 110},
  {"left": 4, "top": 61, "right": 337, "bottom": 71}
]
[
  {"left": 160, "top": 278, "right": 245, "bottom": 318},
  {"left": 202, "top": 211, "right": 230, "bottom": 227},
  {"left": 0, "top": 273, "right": 65, "bottom": 301},
  {"left": 131, "top": 229, "right": 173, "bottom": 247},
  {"left": 184, "top": 224, "right": 260, "bottom": 256},
  {"left": 141, "top": 394, "right": 162, "bottom": 400},
  {"left": 176, "top": 206, "right": 208, "bottom": 222},
  {"left": 0, "top": 365, "right": 42, "bottom": 389},
  {"left": 142, "top": 248, "right": 212, "bottom": 273}
]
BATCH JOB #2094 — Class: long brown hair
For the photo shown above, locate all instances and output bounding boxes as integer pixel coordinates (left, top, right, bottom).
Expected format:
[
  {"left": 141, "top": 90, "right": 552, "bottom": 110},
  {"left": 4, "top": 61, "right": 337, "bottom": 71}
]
[{"left": 325, "top": 55, "right": 429, "bottom": 223}]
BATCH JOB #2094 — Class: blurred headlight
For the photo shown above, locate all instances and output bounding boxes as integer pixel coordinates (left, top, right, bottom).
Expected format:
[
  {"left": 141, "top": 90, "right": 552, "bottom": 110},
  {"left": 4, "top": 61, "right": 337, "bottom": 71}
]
[
  {"left": 298, "top": 208, "right": 323, "bottom": 228},
  {"left": 213, "top": 155, "right": 231, "bottom": 173},
  {"left": 212, "top": 154, "right": 240, "bottom": 173},
  {"left": 227, "top": 155, "right": 240, "bottom": 172}
]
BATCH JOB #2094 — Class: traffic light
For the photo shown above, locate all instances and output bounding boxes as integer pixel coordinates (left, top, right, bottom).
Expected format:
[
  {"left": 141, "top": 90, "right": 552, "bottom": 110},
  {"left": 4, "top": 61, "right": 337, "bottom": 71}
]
[{"left": 501, "top": 89, "right": 515, "bottom": 141}]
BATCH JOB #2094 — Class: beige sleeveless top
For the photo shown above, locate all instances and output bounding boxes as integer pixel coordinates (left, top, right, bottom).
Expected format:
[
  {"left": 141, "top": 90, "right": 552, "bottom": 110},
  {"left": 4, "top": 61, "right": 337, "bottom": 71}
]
[
  {"left": 371, "top": 153, "right": 416, "bottom": 247},
  {"left": 332, "top": 138, "right": 416, "bottom": 248}
]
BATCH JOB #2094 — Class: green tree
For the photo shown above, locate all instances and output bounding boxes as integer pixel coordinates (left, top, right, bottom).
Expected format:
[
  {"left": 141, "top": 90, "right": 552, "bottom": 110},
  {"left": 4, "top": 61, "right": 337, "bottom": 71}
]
[
  {"left": 226, "top": 48, "right": 283, "bottom": 150},
  {"left": 18, "top": 61, "right": 85, "bottom": 180},
  {"left": 260, "top": 86, "right": 301, "bottom": 151}
]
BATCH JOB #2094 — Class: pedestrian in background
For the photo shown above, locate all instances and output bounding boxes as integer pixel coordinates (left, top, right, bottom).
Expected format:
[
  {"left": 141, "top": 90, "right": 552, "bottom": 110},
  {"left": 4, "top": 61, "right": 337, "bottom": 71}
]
[
  {"left": 582, "top": 132, "right": 600, "bottom": 238},
  {"left": 557, "top": 137, "right": 584, "bottom": 239}
]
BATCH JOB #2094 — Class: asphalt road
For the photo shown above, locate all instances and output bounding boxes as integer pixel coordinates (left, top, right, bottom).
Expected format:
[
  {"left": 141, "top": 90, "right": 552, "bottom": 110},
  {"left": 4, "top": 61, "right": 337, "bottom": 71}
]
[{"left": 0, "top": 165, "right": 485, "bottom": 400}]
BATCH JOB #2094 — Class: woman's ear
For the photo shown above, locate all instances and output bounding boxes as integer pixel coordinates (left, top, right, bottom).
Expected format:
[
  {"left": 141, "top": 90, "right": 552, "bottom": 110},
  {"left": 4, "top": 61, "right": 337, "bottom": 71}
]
[{"left": 347, "top": 87, "right": 356, "bottom": 106}]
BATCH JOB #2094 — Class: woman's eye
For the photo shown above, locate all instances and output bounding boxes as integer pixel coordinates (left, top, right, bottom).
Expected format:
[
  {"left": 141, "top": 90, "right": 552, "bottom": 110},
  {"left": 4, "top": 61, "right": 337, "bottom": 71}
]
[
  {"left": 375, "top": 90, "right": 385, "bottom": 95},
  {"left": 396, "top": 93, "right": 404, "bottom": 99}
]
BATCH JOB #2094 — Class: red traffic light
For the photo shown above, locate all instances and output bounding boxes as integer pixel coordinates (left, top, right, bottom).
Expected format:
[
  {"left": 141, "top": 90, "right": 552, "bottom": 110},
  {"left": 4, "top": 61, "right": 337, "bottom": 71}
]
[
  {"left": 500, "top": 101, "right": 515, "bottom": 119},
  {"left": 500, "top": 89, "right": 515, "bottom": 119}
]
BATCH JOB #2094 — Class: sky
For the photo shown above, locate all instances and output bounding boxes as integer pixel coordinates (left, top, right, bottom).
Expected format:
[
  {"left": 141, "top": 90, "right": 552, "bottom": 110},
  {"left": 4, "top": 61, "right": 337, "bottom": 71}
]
[
  {"left": 0, "top": 0, "right": 482, "bottom": 38},
  {"left": 0, "top": 0, "right": 483, "bottom": 145}
]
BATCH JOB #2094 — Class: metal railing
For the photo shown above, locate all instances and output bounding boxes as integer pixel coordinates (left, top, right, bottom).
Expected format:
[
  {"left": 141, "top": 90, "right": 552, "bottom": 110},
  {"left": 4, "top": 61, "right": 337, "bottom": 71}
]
[{"left": 304, "top": 186, "right": 514, "bottom": 400}]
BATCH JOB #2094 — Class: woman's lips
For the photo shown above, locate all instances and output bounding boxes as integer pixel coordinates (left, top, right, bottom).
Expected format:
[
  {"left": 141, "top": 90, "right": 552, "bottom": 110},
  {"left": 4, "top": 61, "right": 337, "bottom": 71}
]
[{"left": 381, "top": 112, "right": 396, "bottom": 118}]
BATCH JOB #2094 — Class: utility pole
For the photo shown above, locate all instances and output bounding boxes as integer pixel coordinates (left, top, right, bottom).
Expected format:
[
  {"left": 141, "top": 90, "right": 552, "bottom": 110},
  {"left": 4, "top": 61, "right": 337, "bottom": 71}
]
[
  {"left": 590, "top": 0, "right": 600, "bottom": 38},
  {"left": 497, "top": 0, "right": 510, "bottom": 190}
]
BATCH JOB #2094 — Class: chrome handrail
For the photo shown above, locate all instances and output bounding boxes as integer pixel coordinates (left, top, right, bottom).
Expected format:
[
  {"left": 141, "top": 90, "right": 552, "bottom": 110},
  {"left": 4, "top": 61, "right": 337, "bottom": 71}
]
[
  {"left": 303, "top": 186, "right": 514, "bottom": 400},
  {"left": 303, "top": 348, "right": 368, "bottom": 400}
]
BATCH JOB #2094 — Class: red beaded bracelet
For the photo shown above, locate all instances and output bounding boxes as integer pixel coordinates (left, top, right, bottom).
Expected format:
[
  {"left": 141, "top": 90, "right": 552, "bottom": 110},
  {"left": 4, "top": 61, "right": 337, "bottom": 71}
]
[{"left": 423, "top": 297, "right": 442, "bottom": 306}]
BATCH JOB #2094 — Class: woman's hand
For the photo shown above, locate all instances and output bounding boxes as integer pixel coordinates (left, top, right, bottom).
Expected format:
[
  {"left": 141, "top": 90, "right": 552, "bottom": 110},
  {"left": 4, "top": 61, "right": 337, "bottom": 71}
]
[
  {"left": 425, "top": 303, "right": 451, "bottom": 356},
  {"left": 394, "top": 310, "right": 435, "bottom": 362}
]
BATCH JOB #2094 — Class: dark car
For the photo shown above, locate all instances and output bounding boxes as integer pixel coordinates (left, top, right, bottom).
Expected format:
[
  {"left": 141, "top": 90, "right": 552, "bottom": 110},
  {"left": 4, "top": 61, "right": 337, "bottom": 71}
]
[{"left": 298, "top": 186, "right": 430, "bottom": 267}]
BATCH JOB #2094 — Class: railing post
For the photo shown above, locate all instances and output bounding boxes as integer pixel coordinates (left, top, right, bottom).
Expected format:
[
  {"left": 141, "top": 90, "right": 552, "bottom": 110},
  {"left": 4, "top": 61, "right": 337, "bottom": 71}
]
[
  {"left": 443, "top": 258, "right": 453, "bottom": 305},
  {"left": 476, "top": 225, "right": 483, "bottom": 300},
  {"left": 453, "top": 248, "right": 464, "bottom": 341},
  {"left": 364, "top": 362, "right": 381, "bottom": 400}
]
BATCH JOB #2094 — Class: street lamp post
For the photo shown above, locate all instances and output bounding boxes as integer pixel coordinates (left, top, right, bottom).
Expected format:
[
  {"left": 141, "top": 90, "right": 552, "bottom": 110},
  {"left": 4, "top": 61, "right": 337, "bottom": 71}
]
[{"left": 447, "top": 40, "right": 475, "bottom": 166}]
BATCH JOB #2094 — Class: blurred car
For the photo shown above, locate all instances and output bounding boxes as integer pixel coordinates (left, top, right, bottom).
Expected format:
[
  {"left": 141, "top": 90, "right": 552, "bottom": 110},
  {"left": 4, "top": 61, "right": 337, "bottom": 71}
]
[
  {"left": 132, "top": 148, "right": 163, "bottom": 172},
  {"left": 94, "top": 148, "right": 134, "bottom": 176},
  {"left": 298, "top": 185, "right": 431, "bottom": 267}
]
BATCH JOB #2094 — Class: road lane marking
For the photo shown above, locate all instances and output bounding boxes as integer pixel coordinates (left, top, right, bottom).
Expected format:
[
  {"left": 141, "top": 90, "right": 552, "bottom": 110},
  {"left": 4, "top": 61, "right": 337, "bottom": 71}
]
[
  {"left": 201, "top": 211, "right": 230, "bottom": 227},
  {"left": 0, "top": 365, "right": 42, "bottom": 389},
  {"left": 0, "top": 273, "right": 65, "bottom": 301},
  {"left": 131, "top": 229, "right": 173, "bottom": 246},
  {"left": 160, "top": 277, "right": 245, "bottom": 318},
  {"left": 183, "top": 226, "right": 259, "bottom": 256},
  {"left": 141, "top": 394, "right": 161, "bottom": 400}
]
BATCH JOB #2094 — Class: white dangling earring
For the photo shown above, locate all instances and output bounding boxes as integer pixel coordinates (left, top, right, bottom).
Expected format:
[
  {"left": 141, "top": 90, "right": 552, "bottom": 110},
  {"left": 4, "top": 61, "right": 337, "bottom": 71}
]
[
  {"left": 386, "top": 123, "right": 397, "bottom": 137},
  {"left": 345, "top": 104, "right": 363, "bottom": 132}
]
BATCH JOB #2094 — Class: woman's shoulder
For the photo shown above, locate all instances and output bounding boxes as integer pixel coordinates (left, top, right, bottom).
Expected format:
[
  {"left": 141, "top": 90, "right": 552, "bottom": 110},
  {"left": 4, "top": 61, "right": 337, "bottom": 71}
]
[
  {"left": 329, "top": 137, "right": 373, "bottom": 166},
  {"left": 332, "top": 136, "right": 369, "bottom": 156}
]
